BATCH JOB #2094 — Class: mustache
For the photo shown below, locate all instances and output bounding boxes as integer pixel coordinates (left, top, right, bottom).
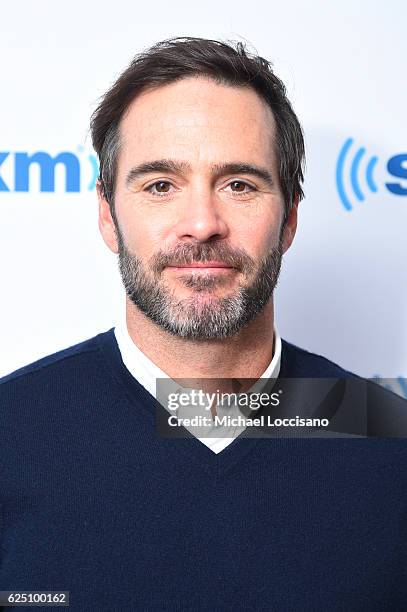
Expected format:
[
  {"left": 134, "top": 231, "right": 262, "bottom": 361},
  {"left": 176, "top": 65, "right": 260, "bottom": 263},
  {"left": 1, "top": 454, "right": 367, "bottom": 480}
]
[{"left": 150, "top": 242, "right": 257, "bottom": 274}]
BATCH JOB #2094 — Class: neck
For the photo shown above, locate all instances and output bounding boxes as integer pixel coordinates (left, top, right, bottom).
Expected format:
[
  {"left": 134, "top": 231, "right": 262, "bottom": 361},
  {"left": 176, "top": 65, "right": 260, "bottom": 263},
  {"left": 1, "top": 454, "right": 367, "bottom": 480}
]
[{"left": 124, "top": 295, "right": 276, "bottom": 391}]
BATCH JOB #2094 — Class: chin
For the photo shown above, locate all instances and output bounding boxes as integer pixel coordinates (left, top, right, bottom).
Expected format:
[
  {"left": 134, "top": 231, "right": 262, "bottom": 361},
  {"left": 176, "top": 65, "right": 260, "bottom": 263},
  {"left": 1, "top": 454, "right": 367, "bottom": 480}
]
[{"left": 176, "top": 287, "right": 235, "bottom": 303}]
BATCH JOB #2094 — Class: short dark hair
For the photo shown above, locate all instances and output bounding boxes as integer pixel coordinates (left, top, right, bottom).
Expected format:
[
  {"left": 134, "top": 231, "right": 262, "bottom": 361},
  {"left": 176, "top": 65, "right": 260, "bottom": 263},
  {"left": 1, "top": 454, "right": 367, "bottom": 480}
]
[{"left": 90, "top": 36, "right": 305, "bottom": 224}]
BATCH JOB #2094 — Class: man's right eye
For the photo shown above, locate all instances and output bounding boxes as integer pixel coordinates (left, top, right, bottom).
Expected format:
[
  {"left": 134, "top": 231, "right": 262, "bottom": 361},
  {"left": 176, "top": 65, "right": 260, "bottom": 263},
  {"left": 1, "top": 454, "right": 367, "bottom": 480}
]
[{"left": 145, "top": 181, "right": 174, "bottom": 196}]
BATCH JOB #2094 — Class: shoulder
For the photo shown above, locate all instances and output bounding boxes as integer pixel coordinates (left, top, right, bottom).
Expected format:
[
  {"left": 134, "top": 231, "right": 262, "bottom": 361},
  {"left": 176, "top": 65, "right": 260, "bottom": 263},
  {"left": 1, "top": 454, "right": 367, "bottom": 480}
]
[
  {"left": 280, "top": 338, "right": 357, "bottom": 378},
  {"left": 0, "top": 328, "right": 115, "bottom": 392},
  {"left": 281, "top": 338, "right": 407, "bottom": 436}
]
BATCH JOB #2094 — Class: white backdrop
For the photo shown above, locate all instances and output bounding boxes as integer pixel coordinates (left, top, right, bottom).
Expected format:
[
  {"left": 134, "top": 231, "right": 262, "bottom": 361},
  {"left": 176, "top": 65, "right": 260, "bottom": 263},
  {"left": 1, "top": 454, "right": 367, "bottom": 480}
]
[{"left": 1, "top": 0, "right": 406, "bottom": 397}]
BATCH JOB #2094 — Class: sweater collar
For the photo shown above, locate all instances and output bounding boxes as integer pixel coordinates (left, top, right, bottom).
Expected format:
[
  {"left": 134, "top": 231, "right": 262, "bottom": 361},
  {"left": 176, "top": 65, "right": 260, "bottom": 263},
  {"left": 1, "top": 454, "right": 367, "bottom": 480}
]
[{"left": 113, "top": 307, "right": 282, "bottom": 400}]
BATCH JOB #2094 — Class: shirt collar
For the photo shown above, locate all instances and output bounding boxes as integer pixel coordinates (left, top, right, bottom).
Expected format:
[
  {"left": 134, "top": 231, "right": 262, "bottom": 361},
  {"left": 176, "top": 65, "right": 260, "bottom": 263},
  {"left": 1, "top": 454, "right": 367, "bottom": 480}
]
[
  {"left": 114, "top": 307, "right": 282, "bottom": 453},
  {"left": 114, "top": 306, "right": 282, "bottom": 400}
]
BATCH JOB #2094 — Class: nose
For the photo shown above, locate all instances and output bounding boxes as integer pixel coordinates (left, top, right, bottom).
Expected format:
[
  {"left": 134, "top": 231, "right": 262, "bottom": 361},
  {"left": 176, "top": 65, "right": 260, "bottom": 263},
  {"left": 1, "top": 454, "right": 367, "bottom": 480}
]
[{"left": 173, "top": 188, "right": 229, "bottom": 243}]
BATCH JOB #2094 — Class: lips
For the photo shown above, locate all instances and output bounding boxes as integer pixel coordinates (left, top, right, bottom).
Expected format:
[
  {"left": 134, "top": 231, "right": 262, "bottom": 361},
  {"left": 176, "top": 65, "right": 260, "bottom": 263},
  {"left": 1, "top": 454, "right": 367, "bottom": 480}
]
[{"left": 167, "top": 261, "right": 234, "bottom": 269}]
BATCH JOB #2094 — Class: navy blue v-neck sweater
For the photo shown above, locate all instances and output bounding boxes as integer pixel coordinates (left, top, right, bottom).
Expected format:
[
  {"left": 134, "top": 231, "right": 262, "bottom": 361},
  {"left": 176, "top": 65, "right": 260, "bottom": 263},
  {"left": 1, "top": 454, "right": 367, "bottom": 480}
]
[{"left": 1, "top": 329, "right": 407, "bottom": 611}]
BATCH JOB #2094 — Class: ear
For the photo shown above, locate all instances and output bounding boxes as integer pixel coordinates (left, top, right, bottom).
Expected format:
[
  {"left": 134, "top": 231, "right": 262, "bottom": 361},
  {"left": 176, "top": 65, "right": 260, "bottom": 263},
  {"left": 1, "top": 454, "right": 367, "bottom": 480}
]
[
  {"left": 97, "top": 179, "right": 119, "bottom": 254},
  {"left": 281, "top": 195, "right": 299, "bottom": 254}
]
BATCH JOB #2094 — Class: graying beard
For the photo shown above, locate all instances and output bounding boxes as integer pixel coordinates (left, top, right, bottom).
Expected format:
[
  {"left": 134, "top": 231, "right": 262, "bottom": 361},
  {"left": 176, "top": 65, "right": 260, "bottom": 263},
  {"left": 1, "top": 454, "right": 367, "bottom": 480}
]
[{"left": 117, "top": 233, "right": 283, "bottom": 340}]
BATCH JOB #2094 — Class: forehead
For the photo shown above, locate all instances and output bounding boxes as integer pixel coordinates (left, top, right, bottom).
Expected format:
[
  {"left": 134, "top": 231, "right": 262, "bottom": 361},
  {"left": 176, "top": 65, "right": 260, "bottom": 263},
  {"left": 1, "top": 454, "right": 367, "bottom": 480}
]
[{"left": 118, "top": 76, "right": 277, "bottom": 169}]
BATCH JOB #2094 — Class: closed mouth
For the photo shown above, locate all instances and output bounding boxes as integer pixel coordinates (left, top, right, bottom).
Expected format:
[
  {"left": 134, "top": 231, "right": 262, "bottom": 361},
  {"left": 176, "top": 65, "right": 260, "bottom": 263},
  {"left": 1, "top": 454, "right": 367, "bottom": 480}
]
[{"left": 167, "top": 261, "right": 234, "bottom": 269}]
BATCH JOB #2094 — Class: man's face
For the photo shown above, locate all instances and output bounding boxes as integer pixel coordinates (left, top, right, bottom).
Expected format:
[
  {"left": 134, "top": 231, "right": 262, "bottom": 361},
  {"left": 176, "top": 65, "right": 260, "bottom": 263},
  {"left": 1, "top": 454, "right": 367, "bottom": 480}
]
[{"left": 99, "top": 76, "right": 297, "bottom": 339}]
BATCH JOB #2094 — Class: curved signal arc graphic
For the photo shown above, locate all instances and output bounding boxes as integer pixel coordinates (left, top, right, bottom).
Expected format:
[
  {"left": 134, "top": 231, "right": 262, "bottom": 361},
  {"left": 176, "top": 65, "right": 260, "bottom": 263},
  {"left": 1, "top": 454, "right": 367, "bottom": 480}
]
[
  {"left": 351, "top": 147, "right": 366, "bottom": 201},
  {"left": 336, "top": 138, "right": 354, "bottom": 211},
  {"left": 336, "top": 138, "right": 379, "bottom": 211},
  {"left": 366, "top": 156, "right": 378, "bottom": 192}
]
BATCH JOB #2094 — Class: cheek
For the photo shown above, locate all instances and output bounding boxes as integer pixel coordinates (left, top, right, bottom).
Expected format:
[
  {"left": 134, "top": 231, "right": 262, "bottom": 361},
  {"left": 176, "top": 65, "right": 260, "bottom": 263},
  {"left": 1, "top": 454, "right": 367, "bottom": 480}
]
[
  {"left": 121, "top": 214, "right": 170, "bottom": 257},
  {"left": 234, "top": 216, "right": 281, "bottom": 256},
  {"left": 228, "top": 197, "right": 284, "bottom": 246}
]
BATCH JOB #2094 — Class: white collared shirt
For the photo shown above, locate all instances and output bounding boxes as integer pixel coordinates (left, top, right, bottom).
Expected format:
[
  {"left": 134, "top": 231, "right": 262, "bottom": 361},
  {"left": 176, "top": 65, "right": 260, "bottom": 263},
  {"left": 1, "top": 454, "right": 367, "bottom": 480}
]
[{"left": 114, "top": 309, "right": 281, "bottom": 454}]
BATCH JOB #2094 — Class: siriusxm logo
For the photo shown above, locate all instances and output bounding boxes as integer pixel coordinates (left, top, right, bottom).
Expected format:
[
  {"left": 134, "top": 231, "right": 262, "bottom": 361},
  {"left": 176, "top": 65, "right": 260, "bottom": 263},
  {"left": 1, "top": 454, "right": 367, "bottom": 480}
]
[
  {"left": 336, "top": 138, "right": 407, "bottom": 210},
  {"left": 0, "top": 147, "right": 99, "bottom": 193}
]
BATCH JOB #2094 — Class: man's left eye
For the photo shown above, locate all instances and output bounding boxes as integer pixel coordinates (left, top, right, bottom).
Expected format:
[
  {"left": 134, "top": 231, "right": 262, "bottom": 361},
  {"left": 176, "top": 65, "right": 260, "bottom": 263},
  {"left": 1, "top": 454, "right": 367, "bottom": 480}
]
[{"left": 226, "top": 181, "right": 255, "bottom": 195}]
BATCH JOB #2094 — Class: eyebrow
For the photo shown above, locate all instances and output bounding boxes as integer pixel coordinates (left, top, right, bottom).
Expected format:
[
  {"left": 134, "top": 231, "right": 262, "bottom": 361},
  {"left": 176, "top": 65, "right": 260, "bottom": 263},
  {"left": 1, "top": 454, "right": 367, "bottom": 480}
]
[{"left": 125, "top": 159, "right": 274, "bottom": 189}]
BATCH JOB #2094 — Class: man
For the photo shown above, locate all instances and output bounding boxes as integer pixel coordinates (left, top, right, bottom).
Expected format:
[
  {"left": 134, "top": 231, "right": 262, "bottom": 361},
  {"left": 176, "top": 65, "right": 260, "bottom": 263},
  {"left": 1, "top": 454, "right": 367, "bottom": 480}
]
[{"left": 1, "top": 37, "right": 407, "bottom": 610}]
